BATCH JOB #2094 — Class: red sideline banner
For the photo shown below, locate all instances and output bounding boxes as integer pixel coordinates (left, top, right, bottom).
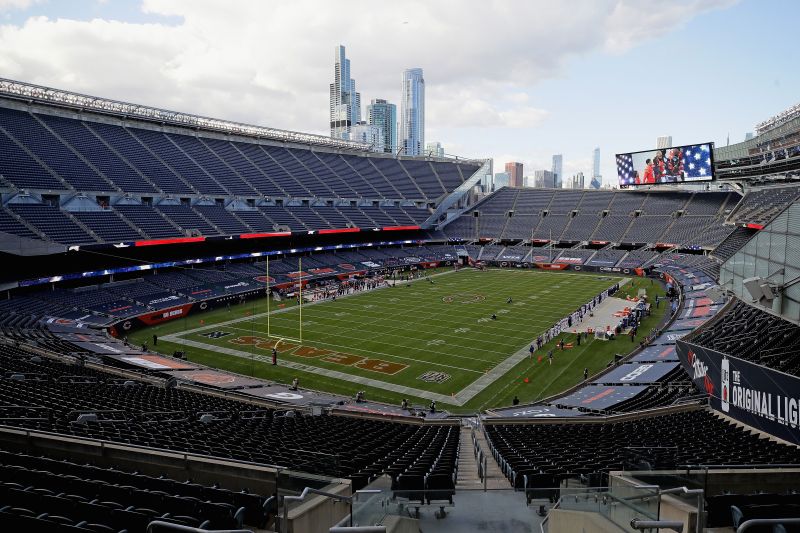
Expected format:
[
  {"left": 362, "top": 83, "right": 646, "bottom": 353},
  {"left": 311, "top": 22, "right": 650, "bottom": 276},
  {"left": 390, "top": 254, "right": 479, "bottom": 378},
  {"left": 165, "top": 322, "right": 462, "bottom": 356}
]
[
  {"left": 107, "top": 288, "right": 265, "bottom": 336},
  {"left": 535, "top": 263, "right": 569, "bottom": 270},
  {"left": 137, "top": 303, "right": 195, "bottom": 326}
]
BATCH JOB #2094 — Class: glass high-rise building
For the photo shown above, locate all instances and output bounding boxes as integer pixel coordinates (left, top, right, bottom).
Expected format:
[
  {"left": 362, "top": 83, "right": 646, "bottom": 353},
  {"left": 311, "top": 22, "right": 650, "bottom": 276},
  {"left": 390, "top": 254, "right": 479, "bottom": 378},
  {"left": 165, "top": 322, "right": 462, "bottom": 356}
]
[
  {"left": 330, "top": 45, "right": 361, "bottom": 140},
  {"left": 568, "top": 172, "right": 585, "bottom": 189},
  {"left": 551, "top": 154, "right": 563, "bottom": 189},
  {"left": 426, "top": 142, "right": 444, "bottom": 157},
  {"left": 592, "top": 146, "right": 602, "bottom": 181},
  {"left": 657, "top": 136, "right": 672, "bottom": 149},
  {"left": 350, "top": 122, "right": 385, "bottom": 153},
  {"left": 533, "top": 170, "right": 556, "bottom": 188},
  {"left": 366, "top": 99, "right": 397, "bottom": 153},
  {"left": 493, "top": 172, "right": 509, "bottom": 190},
  {"left": 400, "top": 68, "right": 425, "bottom": 156}
]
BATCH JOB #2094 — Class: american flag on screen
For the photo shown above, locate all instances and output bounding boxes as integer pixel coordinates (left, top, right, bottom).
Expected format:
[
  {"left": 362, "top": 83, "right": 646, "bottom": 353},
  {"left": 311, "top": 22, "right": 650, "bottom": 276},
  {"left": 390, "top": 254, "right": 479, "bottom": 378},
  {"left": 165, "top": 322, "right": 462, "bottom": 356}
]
[
  {"left": 616, "top": 153, "right": 635, "bottom": 186},
  {"left": 681, "top": 144, "right": 713, "bottom": 179}
]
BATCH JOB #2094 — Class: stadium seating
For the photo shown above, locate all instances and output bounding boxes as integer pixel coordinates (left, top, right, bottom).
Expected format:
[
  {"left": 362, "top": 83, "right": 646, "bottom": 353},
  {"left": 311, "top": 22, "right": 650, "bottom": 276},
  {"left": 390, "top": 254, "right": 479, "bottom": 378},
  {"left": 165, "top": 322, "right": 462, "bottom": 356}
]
[
  {"left": 193, "top": 205, "right": 250, "bottom": 235},
  {"left": 711, "top": 226, "right": 757, "bottom": 261},
  {"left": 444, "top": 188, "right": 737, "bottom": 249},
  {"left": 0, "top": 208, "right": 39, "bottom": 239},
  {"left": 485, "top": 409, "right": 800, "bottom": 490},
  {"left": 533, "top": 213, "right": 570, "bottom": 240},
  {"left": 689, "top": 298, "right": 800, "bottom": 376},
  {"left": 600, "top": 385, "right": 697, "bottom": 413},
  {"left": 0, "top": 104, "right": 479, "bottom": 246},
  {"left": 683, "top": 191, "right": 735, "bottom": 216},
  {"left": 727, "top": 185, "right": 800, "bottom": 226},
  {"left": 659, "top": 216, "right": 716, "bottom": 245},
  {"left": 10, "top": 204, "right": 97, "bottom": 245},
  {"left": 553, "top": 248, "right": 596, "bottom": 265},
  {"left": 478, "top": 244, "right": 505, "bottom": 261},
  {"left": 72, "top": 210, "right": 143, "bottom": 242},
  {"left": 590, "top": 215, "right": 631, "bottom": 242},
  {"left": 114, "top": 205, "right": 183, "bottom": 239},
  {"left": 85, "top": 122, "right": 194, "bottom": 195},
  {"left": 37, "top": 113, "right": 159, "bottom": 194},
  {"left": 621, "top": 216, "right": 669, "bottom": 243},
  {"left": 655, "top": 253, "right": 722, "bottom": 279},
  {"left": 0, "top": 344, "right": 459, "bottom": 494},
  {"left": 0, "top": 108, "right": 112, "bottom": 192},
  {"left": 0, "top": 200, "right": 436, "bottom": 244},
  {"left": 585, "top": 248, "right": 627, "bottom": 267},
  {"left": 617, "top": 249, "right": 658, "bottom": 268},
  {"left": 496, "top": 246, "right": 529, "bottom": 262},
  {"left": 0, "top": 447, "right": 267, "bottom": 531},
  {"left": 559, "top": 214, "right": 601, "bottom": 241}
]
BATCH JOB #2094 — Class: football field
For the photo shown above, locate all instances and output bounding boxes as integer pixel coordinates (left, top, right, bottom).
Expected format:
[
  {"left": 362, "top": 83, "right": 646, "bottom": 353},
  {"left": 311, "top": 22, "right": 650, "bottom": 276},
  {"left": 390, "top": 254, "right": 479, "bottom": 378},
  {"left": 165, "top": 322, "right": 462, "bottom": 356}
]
[{"left": 146, "top": 268, "right": 653, "bottom": 411}]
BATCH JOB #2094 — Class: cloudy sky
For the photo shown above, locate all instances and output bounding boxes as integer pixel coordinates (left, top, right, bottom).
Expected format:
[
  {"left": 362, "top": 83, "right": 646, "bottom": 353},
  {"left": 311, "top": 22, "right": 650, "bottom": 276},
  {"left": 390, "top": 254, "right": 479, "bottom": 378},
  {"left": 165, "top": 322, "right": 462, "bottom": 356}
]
[{"left": 1, "top": 0, "right": 797, "bottom": 186}]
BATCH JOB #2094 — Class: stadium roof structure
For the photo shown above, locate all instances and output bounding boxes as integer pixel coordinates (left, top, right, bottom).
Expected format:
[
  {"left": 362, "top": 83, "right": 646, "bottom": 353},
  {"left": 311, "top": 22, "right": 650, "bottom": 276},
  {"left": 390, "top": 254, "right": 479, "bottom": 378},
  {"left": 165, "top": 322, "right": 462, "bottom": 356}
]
[
  {"left": 755, "top": 101, "right": 800, "bottom": 136},
  {"left": 0, "top": 77, "right": 372, "bottom": 152}
]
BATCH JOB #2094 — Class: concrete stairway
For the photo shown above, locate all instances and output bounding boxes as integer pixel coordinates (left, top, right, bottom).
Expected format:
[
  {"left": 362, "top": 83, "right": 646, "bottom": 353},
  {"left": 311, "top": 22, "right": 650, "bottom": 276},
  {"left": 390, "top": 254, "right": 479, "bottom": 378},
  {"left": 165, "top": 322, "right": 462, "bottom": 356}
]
[
  {"left": 456, "top": 425, "right": 509, "bottom": 491},
  {"left": 456, "top": 426, "right": 482, "bottom": 490}
]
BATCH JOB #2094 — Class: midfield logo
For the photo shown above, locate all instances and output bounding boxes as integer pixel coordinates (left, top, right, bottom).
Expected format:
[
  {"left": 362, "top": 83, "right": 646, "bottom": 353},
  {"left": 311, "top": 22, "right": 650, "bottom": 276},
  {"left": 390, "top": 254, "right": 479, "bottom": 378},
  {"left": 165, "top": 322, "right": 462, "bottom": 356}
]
[
  {"left": 201, "top": 331, "right": 231, "bottom": 339},
  {"left": 418, "top": 371, "right": 451, "bottom": 383}
]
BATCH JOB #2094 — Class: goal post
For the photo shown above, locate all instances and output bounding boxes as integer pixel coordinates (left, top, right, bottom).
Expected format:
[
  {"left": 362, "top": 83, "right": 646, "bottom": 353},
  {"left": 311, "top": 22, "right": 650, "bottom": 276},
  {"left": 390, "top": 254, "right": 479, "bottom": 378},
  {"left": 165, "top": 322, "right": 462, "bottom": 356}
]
[{"left": 260, "top": 254, "right": 304, "bottom": 346}]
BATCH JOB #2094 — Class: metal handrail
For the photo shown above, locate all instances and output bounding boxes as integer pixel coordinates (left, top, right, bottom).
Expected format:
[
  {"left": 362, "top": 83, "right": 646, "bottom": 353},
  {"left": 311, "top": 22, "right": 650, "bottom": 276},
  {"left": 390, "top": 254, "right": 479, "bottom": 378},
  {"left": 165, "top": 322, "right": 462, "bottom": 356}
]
[
  {"left": 328, "top": 526, "right": 386, "bottom": 533},
  {"left": 630, "top": 518, "right": 683, "bottom": 532},
  {"left": 145, "top": 521, "right": 251, "bottom": 533},
  {"left": 282, "top": 486, "right": 355, "bottom": 533},
  {"left": 738, "top": 518, "right": 800, "bottom": 532}
]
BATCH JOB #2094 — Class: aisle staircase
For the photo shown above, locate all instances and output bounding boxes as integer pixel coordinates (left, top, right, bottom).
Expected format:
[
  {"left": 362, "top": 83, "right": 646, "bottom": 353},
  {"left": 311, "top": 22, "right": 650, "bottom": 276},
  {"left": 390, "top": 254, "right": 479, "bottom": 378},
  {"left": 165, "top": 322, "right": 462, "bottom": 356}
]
[{"left": 456, "top": 424, "right": 508, "bottom": 491}]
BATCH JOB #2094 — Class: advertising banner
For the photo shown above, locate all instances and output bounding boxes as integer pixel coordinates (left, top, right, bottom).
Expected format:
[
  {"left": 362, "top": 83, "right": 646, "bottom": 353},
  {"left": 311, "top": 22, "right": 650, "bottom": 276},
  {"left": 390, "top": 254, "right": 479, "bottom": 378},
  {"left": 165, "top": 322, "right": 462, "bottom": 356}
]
[
  {"left": 677, "top": 340, "right": 800, "bottom": 446},
  {"left": 593, "top": 362, "right": 679, "bottom": 384}
]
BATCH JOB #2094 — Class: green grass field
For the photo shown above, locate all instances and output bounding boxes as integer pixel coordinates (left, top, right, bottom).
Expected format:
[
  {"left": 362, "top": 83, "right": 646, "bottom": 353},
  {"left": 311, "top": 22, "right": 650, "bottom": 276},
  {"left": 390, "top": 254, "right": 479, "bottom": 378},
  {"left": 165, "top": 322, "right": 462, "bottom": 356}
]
[{"left": 130, "top": 269, "right": 667, "bottom": 413}]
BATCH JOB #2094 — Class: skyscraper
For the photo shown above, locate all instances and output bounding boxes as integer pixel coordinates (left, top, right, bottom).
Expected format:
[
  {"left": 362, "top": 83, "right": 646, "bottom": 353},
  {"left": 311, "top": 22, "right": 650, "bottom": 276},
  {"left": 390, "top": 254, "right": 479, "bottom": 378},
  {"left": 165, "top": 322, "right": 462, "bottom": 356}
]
[
  {"left": 592, "top": 147, "right": 602, "bottom": 188},
  {"left": 493, "top": 172, "right": 509, "bottom": 191},
  {"left": 400, "top": 68, "right": 425, "bottom": 156},
  {"left": 568, "top": 172, "right": 585, "bottom": 189},
  {"left": 504, "top": 162, "right": 523, "bottom": 187},
  {"left": 657, "top": 136, "right": 673, "bottom": 149},
  {"left": 367, "top": 98, "right": 397, "bottom": 153},
  {"left": 425, "top": 142, "right": 444, "bottom": 157},
  {"left": 551, "top": 154, "right": 563, "bottom": 189},
  {"left": 533, "top": 170, "right": 556, "bottom": 188},
  {"left": 350, "top": 122, "right": 385, "bottom": 153},
  {"left": 330, "top": 45, "right": 361, "bottom": 140}
]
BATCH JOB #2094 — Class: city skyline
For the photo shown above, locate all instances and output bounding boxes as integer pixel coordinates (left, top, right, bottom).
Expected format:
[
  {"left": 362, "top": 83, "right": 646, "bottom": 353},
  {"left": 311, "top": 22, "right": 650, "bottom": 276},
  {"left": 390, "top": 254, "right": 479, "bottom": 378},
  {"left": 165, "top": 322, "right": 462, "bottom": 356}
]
[{"left": 1, "top": 1, "right": 797, "bottom": 183}]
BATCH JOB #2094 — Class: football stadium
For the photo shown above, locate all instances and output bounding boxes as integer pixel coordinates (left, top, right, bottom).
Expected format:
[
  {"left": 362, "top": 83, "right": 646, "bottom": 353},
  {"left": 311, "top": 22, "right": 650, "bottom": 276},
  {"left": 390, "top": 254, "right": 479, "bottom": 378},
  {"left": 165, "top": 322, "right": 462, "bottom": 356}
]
[{"left": 1, "top": 4, "right": 800, "bottom": 533}]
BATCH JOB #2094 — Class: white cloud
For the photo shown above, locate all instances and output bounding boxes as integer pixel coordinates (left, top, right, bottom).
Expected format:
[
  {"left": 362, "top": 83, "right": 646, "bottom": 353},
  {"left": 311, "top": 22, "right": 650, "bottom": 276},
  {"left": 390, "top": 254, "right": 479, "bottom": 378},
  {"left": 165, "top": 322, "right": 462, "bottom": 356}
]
[
  {"left": 0, "top": 0, "right": 734, "bottom": 151},
  {"left": 0, "top": 0, "right": 39, "bottom": 12}
]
